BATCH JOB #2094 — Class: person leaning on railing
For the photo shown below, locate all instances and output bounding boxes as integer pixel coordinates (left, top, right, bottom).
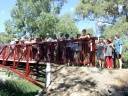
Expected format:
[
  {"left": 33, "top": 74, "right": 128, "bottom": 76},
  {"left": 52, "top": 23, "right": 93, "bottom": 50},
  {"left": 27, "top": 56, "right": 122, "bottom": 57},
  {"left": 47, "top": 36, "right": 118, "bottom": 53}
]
[
  {"left": 17, "top": 39, "right": 25, "bottom": 60},
  {"left": 73, "top": 34, "right": 82, "bottom": 66},
  {"left": 58, "top": 33, "right": 65, "bottom": 61},
  {"left": 79, "top": 29, "right": 88, "bottom": 39},
  {"left": 79, "top": 29, "right": 91, "bottom": 66},
  {"left": 63, "top": 33, "right": 72, "bottom": 65},
  {"left": 44, "top": 33, "right": 52, "bottom": 62}
]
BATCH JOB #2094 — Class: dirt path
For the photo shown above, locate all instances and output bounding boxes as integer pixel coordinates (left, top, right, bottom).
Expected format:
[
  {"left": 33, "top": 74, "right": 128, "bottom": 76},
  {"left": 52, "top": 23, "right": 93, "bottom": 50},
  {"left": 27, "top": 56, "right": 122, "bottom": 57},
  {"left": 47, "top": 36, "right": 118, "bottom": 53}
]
[{"left": 44, "top": 64, "right": 128, "bottom": 96}]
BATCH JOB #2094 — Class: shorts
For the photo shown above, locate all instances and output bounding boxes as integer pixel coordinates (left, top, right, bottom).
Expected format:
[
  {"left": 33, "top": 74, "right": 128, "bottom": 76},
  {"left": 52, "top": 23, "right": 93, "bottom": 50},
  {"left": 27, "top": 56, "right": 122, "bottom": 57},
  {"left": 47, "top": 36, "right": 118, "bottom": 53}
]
[
  {"left": 115, "top": 52, "right": 121, "bottom": 59},
  {"left": 65, "top": 47, "right": 72, "bottom": 59}
]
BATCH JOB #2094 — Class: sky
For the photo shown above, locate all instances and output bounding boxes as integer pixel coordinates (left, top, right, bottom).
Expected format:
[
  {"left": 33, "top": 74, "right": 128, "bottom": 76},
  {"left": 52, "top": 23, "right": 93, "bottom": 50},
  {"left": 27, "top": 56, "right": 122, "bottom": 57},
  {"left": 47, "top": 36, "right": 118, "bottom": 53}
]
[
  {"left": 0, "top": 0, "right": 95, "bottom": 33},
  {"left": 0, "top": 0, "right": 16, "bottom": 32}
]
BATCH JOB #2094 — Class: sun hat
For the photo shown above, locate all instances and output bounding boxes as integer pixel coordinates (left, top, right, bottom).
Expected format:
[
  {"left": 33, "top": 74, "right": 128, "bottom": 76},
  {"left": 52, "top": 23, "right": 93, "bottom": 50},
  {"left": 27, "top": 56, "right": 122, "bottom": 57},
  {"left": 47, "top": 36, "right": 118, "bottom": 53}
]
[
  {"left": 107, "top": 38, "right": 112, "bottom": 43},
  {"left": 46, "top": 33, "right": 49, "bottom": 35},
  {"left": 15, "top": 38, "right": 19, "bottom": 42}
]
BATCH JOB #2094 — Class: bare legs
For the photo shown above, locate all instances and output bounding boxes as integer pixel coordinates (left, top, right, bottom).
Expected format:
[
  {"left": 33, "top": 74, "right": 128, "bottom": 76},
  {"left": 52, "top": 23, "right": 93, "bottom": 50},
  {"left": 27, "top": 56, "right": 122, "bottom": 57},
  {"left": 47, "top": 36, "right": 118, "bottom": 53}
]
[
  {"left": 118, "top": 58, "right": 122, "bottom": 69},
  {"left": 98, "top": 59, "right": 104, "bottom": 68}
]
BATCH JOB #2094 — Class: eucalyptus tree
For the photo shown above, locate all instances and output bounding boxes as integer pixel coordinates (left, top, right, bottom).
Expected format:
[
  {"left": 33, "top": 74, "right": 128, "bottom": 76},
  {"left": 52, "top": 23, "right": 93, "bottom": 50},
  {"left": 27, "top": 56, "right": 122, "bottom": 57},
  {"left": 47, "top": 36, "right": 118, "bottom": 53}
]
[
  {"left": 56, "top": 14, "right": 79, "bottom": 38},
  {"left": 75, "top": 0, "right": 128, "bottom": 35},
  {"left": 0, "top": 32, "right": 13, "bottom": 43},
  {"left": 5, "top": 0, "right": 67, "bottom": 37}
]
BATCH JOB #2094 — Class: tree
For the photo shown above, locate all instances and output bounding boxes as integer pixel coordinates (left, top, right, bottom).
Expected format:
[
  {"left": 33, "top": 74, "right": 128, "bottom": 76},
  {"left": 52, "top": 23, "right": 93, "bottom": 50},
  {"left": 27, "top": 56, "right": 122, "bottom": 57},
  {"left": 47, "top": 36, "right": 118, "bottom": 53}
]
[
  {"left": 56, "top": 14, "right": 79, "bottom": 38},
  {"left": 5, "top": 0, "right": 67, "bottom": 37},
  {"left": 86, "top": 28, "right": 93, "bottom": 36},
  {"left": 75, "top": 0, "right": 128, "bottom": 34},
  {"left": 36, "top": 12, "right": 58, "bottom": 36},
  {"left": 75, "top": 0, "right": 125, "bottom": 19},
  {"left": 0, "top": 32, "right": 13, "bottom": 43},
  {"left": 4, "top": 20, "right": 16, "bottom": 35}
]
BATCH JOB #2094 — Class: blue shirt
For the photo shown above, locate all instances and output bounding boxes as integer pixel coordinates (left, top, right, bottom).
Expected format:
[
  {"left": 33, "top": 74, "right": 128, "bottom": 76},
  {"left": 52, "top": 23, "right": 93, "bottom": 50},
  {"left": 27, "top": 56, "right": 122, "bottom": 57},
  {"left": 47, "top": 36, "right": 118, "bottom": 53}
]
[{"left": 115, "top": 39, "right": 123, "bottom": 52}]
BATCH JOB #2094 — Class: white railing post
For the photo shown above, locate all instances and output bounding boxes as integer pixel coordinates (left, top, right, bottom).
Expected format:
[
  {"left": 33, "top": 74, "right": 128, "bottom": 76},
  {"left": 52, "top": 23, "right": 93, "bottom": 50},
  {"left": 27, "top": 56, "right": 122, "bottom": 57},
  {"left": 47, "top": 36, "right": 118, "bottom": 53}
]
[{"left": 45, "top": 62, "right": 51, "bottom": 88}]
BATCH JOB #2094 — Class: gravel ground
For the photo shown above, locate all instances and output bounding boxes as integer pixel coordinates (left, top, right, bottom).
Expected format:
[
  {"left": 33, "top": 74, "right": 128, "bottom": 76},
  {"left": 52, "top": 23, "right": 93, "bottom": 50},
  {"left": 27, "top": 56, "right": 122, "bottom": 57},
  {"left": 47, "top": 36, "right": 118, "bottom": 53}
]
[{"left": 42, "top": 64, "right": 128, "bottom": 96}]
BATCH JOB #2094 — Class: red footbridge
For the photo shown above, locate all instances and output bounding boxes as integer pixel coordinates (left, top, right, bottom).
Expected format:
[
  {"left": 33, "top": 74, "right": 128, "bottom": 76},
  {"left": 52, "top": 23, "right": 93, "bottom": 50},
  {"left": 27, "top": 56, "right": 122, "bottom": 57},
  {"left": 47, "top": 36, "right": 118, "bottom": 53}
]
[{"left": 0, "top": 37, "right": 97, "bottom": 89}]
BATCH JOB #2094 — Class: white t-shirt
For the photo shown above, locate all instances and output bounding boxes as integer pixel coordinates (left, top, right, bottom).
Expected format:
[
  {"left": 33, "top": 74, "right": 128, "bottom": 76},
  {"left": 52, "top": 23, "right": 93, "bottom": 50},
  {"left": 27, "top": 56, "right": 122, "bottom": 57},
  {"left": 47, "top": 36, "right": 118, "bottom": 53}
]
[
  {"left": 80, "top": 35, "right": 88, "bottom": 38},
  {"left": 45, "top": 37, "right": 52, "bottom": 42},
  {"left": 10, "top": 41, "right": 16, "bottom": 44}
]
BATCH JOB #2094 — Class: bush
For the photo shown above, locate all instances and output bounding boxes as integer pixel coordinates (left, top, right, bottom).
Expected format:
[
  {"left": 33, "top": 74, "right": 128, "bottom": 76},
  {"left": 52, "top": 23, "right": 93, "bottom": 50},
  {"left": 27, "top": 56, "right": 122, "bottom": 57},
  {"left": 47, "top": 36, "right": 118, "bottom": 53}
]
[
  {"left": 122, "top": 51, "right": 128, "bottom": 68},
  {"left": 0, "top": 80, "right": 41, "bottom": 96}
]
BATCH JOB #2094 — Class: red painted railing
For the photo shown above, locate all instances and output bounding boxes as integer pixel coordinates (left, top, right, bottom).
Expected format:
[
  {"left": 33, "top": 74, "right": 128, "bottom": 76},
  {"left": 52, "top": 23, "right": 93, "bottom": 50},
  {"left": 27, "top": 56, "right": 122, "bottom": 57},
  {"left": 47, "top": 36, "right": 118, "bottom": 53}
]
[{"left": 0, "top": 37, "right": 97, "bottom": 89}]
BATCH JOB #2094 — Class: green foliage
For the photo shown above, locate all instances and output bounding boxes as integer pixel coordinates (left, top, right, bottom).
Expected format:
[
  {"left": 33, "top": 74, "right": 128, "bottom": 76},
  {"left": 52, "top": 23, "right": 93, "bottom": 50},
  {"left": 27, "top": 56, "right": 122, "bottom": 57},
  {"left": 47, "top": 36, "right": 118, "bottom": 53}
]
[
  {"left": 36, "top": 12, "right": 58, "bottom": 36},
  {"left": 4, "top": 20, "right": 16, "bottom": 34},
  {"left": 86, "top": 28, "right": 93, "bottom": 36},
  {"left": 4, "top": 0, "right": 67, "bottom": 37},
  {"left": 56, "top": 14, "right": 79, "bottom": 37},
  {"left": 122, "top": 50, "right": 128, "bottom": 68},
  {"left": 0, "top": 32, "right": 13, "bottom": 43},
  {"left": 103, "top": 20, "right": 128, "bottom": 38},
  {"left": 75, "top": 0, "right": 125, "bottom": 19},
  {"left": 0, "top": 80, "right": 40, "bottom": 96}
]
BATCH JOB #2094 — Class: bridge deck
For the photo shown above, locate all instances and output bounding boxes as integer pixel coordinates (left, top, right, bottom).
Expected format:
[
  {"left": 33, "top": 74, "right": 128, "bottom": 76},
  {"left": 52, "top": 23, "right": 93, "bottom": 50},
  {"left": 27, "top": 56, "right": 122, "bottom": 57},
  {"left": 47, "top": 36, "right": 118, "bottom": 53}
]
[{"left": 0, "top": 58, "right": 47, "bottom": 65}]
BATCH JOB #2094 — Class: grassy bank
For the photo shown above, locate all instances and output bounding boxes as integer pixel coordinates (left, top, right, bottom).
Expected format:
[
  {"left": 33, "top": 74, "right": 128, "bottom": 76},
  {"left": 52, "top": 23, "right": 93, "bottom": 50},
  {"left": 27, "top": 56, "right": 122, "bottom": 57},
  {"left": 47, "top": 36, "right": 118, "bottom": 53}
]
[{"left": 0, "top": 80, "right": 41, "bottom": 96}]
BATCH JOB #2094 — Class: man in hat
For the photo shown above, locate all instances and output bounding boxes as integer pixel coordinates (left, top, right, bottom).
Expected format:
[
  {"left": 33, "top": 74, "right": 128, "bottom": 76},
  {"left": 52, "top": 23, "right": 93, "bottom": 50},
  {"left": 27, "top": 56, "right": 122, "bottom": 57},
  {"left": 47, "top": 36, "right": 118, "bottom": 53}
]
[
  {"left": 114, "top": 35, "right": 123, "bottom": 69},
  {"left": 15, "top": 38, "right": 19, "bottom": 44},
  {"left": 44, "top": 33, "right": 52, "bottom": 61},
  {"left": 45, "top": 33, "right": 51, "bottom": 42}
]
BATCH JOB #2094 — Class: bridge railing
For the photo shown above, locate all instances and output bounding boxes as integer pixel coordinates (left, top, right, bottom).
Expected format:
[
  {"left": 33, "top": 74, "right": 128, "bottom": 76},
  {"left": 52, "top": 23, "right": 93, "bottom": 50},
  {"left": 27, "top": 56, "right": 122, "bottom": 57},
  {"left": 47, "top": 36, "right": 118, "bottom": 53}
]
[{"left": 0, "top": 37, "right": 97, "bottom": 66}]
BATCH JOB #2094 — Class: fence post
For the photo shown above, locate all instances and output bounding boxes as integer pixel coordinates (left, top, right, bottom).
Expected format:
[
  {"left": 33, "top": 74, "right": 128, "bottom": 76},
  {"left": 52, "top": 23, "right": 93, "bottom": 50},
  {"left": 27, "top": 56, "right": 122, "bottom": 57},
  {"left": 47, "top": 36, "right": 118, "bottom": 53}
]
[
  {"left": 2, "top": 46, "right": 6, "bottom": 65},
  {"left": 91, "top": 37, "right": 96, "bottom": 67},
  {"left": 13, "top": 46, "right": 16, "bottom": 68},
  {"left": 26, "top": 45, "right": 31, "bottom": 76},
  {"left": 51, "top": 42, "right": 54, "bottom": 62},
  {"left": 45, "top": 62, "right": 51, "bottom": 88}
]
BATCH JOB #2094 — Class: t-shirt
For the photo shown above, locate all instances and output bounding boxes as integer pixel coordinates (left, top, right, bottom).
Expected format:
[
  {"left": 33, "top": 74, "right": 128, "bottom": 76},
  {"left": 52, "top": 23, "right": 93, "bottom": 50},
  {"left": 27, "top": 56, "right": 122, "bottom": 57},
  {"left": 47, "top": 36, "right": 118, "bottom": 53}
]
[
  {"left": 51, "top": 39, "right": 57, "bottom": 42},
  {"left": 115, "top": 39, "right": 123, "bottom": 53},
  {"left": 10, "top": 41, "right": 16, "bottom": 49},
  {"left": 105, "top": 43, "right": 113, "bottom": 57},
  {"left": 45, "top": 37, "right": 52, "bottom": 42},
  {"left": 25, "top": 41, "right": 31, "bottom": 44},
  {"left": 58, "top": 36, "right": 64, "bottom": 41},
  {"left": 65, "top": 38, "right": 72, "bottom": 47},
  {"left": 97, "top": 43, "right": 105, "bottom": 55},
  {"left": 10, "top": 41, "right": 16, "bottom": 44},
  {"left": 73, "top": 42, "right": 82, "bottom": 51},
  {"left": 80, "top": 35, "right": 88, "bottom": 38}
]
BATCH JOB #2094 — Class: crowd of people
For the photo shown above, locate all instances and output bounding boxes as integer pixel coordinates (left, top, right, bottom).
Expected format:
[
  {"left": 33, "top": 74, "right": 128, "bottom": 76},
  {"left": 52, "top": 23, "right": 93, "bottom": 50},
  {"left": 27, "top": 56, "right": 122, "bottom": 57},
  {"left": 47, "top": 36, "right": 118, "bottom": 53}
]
[
  {"left": 8, "top": 29, "right": 91, "bottom": 64},
  {"left": 8, "top": 29, "right": 123, "bottom": 69}
]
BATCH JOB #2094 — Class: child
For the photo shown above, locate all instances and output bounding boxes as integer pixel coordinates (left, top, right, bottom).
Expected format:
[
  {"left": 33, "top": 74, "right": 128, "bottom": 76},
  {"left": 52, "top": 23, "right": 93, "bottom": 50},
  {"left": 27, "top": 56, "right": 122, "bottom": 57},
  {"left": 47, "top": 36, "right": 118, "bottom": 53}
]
[{"left": 105, "top": 38, "right": 115, "bottom": 68}]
